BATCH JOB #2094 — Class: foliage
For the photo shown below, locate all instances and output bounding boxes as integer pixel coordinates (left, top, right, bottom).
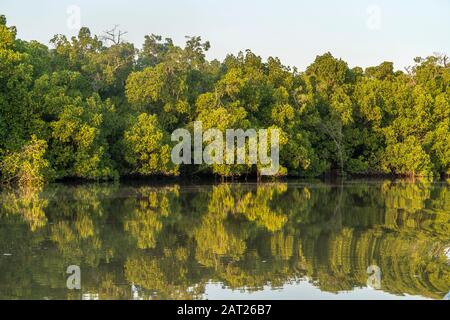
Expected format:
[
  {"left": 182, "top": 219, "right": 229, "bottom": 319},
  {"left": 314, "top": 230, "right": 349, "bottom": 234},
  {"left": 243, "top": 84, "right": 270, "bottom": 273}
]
[
  {"left": 123, "top": 113, "right": 178, "bottom": 176},
  {"left": 0, "top": 135, "right": 51, "bottom": 188},
  {"left": 0, "top": 15, "right": 449, "bottom": 185}
]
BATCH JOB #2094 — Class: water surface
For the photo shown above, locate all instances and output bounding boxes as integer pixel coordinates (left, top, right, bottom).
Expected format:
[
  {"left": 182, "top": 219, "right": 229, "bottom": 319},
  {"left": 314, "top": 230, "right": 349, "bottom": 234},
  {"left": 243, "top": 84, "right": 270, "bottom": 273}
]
[{"left": 0, "top": 180, "right": 449, "bottom": 300}]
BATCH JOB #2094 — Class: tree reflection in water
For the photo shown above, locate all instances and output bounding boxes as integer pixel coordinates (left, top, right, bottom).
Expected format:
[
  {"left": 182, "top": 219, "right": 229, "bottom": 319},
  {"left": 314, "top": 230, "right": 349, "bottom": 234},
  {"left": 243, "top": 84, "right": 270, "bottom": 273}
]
[{"left": 0, "top": 180, "right": 449, "bottom": 300}]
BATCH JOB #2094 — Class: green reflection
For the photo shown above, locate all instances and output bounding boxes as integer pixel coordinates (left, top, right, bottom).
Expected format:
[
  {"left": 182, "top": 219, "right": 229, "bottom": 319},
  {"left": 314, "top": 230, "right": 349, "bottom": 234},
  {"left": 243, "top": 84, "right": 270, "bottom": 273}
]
[{"left": 0, "top": 181, "right": 449, "bottom": 300}]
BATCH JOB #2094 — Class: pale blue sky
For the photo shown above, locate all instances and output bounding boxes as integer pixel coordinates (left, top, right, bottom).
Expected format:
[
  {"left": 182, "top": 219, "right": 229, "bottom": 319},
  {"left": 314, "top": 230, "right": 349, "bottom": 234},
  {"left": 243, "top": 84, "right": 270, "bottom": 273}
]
[{"left": 2, "top": 0, "right": 449, "bottom": 70}]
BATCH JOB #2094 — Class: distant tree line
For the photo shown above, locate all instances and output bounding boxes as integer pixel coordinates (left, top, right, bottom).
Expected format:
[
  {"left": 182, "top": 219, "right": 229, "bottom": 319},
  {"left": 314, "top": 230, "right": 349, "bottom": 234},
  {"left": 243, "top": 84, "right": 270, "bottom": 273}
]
[{"left": 1, "top": 15, "right": 449, "bottom": 186}]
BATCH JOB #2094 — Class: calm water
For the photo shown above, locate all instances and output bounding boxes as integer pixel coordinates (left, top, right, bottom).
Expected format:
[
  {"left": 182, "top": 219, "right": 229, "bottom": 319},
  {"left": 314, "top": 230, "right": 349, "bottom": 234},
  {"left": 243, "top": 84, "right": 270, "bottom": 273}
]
[{"left": 0, "top": 180, "right": 449, "bottom": 300}]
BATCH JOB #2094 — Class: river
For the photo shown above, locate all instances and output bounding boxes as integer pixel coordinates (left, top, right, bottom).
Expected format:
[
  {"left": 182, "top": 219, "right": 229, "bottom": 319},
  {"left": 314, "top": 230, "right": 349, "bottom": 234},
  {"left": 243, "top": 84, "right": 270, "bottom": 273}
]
[{"left": 0, "top": 180, "right": 449, "bottom": 300}]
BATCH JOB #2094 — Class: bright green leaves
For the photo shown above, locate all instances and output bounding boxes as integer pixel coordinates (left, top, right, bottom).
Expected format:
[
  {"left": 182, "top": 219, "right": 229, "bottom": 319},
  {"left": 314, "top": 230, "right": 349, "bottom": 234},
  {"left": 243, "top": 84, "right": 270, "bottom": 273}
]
[
  {"left": 306, "top": 52, "right": 352, "bottom": 90},
  {"left": 123, "top": 113, "right": 178, "bottom": 176},
  {"left": 365, "top": 61, "right": 394, "bottom": 80},
  {"left": 429, "top": 119, "right": 450, "bottom": 174},
  {"left": 50, "top": 27, "right": 136, "bottom": 99},
  {"left": 0, "top": 15, "right": 16, "bottom": 50},
  {"left": 330, "top": 87, "right": 353, "bottom": 125},
  {"left": 126, "top": 35, "right": 212, "bottom": 132},
  {"left": 49, "top": 94, "right": 118, "bottom": 180},
  {"left": 351, "top": 57, "right": 450, "bottom": 177},
  {"left": 126, "top": 65, "right": 167, "bottom": 108},
  {"left": 126, "top": 61, "right": 190, "bottom": 130},
  {"left": 381, "top": 136, "right": 432, "bottom": 177},
  {"left": 0, "top": 135, "right": 51, "bottom": 188},
  {"left": 1, "top": 13, "right": 450, "bottom": 183},
  {"left": 137, "top": 34, "right": 173, "bottom": 68},
  {"left": 428, "top": 92, "right": 450, "bottom": 174},
  {"left": 0, "top": 16, "right": 34, "bottom": 153},
  {"left": 0, "top": 17, "right": 41, "bottom": 186}
]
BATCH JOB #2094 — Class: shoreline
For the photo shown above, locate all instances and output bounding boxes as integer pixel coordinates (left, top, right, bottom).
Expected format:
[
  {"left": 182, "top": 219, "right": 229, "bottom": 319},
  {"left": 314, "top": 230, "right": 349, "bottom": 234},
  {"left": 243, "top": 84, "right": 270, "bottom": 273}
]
[{"left": 33, "top": 174, "right": 450, "bottom": 187}]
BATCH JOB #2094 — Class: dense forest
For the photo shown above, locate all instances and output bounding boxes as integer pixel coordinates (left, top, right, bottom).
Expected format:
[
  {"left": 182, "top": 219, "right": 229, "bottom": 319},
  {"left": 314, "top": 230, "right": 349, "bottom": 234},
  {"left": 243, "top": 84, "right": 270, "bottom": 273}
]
[{"left": 1, "top": 15, "right": 449, "bottom": 186}]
